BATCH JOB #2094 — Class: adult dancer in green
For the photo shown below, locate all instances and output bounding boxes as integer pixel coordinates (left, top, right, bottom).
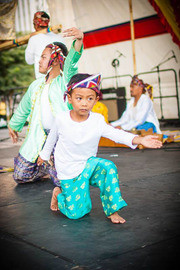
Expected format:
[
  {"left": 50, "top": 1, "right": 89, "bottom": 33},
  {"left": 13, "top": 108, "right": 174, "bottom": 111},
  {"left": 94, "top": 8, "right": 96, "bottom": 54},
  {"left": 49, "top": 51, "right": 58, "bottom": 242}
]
[{"left": 8, "top": 27, "right": 83, "bottom": 184}]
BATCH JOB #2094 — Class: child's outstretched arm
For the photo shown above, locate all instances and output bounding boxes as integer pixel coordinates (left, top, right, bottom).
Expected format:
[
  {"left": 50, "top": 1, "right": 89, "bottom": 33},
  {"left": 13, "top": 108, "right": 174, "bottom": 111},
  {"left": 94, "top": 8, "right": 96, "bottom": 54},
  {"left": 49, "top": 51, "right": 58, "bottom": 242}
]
[
  {"left": 133, "top": 135, "right": 162, "bottom": 148},
  {"left": 101, "top": 117, "right": 162, "bottom": 149}
]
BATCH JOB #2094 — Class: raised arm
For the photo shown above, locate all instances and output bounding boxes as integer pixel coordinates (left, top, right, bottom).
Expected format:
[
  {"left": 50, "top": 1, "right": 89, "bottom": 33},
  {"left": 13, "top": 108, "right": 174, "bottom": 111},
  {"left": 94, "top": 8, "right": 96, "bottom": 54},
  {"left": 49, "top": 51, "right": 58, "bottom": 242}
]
[
  {"left": 63, "top": 27, "right": 84, "bottom": 52},
  {"left": 62, "top": 28, "right": 83, "bottom": 85}
]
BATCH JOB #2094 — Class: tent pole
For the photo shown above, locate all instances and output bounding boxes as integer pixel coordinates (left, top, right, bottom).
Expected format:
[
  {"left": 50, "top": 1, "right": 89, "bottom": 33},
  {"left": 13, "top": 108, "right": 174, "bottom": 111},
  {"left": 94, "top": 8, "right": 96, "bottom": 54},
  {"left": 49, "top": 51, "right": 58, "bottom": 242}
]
[{"left": 129, "top": 0, "right": 137, "bottom": 75}]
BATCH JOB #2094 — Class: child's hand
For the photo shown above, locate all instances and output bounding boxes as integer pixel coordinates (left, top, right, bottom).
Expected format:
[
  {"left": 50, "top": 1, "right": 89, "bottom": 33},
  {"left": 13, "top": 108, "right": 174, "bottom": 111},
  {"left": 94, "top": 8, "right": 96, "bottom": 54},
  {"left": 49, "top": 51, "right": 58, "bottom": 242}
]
[
  {"left": 63, "top": 27, "right": 84, "bottom": 40},
  {"left": 37, "top": 156, "right": 44, "bottom": 166},
  {"left": 140, "top": 135, "right": 162, "bottom": 148}
]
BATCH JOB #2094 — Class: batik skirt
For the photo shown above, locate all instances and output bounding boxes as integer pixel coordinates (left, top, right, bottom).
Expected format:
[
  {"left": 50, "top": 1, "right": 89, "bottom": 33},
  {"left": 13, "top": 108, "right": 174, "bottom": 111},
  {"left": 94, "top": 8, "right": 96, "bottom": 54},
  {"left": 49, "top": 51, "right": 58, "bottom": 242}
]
[{"left": 13, "top": 153, "right": 59, "bottom": 185}]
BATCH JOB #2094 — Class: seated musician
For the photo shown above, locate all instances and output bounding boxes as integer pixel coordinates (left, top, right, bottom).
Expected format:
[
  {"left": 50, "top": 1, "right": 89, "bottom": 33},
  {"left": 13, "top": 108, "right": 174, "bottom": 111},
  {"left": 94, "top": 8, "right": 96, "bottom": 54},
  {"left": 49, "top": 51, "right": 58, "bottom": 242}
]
[{"left": 111, "top": 75, "right": 161, "bottom": 134}]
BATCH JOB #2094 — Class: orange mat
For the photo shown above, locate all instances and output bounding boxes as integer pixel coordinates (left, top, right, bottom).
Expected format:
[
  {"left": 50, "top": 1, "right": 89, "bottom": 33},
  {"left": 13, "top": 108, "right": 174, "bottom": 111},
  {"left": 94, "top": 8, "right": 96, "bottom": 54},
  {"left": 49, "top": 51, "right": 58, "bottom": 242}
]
[{"left": 98, "top": 137, "right": 129, "bottom": 148}]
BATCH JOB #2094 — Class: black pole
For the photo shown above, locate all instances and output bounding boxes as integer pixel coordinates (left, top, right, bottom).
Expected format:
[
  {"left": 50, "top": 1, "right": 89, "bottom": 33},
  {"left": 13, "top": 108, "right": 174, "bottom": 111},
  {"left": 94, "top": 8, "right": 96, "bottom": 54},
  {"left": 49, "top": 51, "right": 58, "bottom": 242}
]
[
  {"left": 111, "top": 59, "right": 119, "bottom": 89},
  {"left": 157, "top": 66, "right": 164, "bottom": 119},
  {"left": 151, "top": 54, "right": 176, "bottom": 120}
]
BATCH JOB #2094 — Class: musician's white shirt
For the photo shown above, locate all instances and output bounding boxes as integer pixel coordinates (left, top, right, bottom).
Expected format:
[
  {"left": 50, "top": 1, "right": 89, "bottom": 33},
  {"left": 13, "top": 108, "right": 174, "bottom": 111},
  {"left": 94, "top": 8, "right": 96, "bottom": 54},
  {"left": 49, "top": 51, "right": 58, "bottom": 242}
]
[{"left": 111, "top": 94, "right": 161, "bottom": 134}]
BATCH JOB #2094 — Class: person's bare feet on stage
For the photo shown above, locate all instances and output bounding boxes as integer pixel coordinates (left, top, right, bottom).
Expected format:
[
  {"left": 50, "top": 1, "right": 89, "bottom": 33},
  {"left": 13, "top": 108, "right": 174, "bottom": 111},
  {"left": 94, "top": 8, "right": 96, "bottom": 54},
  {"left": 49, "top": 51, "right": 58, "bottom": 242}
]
[
  {"left": 108, "top": 212, "right": 126, "bottom": 224},
  {"left": 50, "top": 187, "right": 61, "bottom": 211}
]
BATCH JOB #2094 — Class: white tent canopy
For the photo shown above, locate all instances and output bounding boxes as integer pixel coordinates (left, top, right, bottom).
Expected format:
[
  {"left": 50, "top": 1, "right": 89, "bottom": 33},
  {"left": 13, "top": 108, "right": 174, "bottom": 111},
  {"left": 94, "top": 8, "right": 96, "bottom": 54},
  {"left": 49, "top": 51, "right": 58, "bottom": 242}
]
[{"left": 15, "top": 0, "right": 180, "bottom": 120}]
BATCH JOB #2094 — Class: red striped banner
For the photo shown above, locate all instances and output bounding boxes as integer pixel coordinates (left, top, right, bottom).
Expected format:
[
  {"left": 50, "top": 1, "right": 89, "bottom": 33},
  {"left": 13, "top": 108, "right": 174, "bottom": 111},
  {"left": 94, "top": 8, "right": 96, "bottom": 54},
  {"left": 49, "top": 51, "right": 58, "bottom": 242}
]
[{"left": 83, "top": 15, "right": 167, "bottom": 49}]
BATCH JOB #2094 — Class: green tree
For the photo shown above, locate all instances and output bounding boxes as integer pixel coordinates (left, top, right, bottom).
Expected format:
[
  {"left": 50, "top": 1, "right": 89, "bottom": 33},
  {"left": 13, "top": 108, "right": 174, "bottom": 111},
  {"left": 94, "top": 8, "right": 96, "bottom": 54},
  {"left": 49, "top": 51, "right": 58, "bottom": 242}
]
[{"left": 0, "top": 45, "right": 35, "bottom": 92}]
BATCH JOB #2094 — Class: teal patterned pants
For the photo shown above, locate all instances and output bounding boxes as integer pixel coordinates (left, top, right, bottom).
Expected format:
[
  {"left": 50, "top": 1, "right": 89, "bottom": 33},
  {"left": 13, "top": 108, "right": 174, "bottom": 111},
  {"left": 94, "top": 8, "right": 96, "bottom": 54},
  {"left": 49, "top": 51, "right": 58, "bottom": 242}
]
[{"left": 57, "top": 157, "right": 127, "bottom": 219}]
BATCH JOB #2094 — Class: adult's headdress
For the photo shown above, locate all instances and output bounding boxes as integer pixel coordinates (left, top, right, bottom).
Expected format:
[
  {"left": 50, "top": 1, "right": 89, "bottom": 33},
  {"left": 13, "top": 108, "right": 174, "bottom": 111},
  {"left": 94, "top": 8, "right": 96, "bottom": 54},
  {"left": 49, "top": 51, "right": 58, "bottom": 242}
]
[
  {"left": 64, "top": 73, "right": 102, "bottom": 100},
  {"left": 131, "top": 75, "right": 153, "bottom": 100},
  {"left": 45, "top": 43, "right": 65, "bottom": 82},
  {"left": 33, "top": 11, "right": 50, "bottom": 27}
]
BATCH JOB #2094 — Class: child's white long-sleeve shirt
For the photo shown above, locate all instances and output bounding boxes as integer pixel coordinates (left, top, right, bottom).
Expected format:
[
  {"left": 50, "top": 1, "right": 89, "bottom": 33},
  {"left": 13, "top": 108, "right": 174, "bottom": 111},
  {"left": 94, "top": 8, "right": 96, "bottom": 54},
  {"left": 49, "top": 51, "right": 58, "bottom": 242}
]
[{"left": 40, "top": 111, "right": 137, "bottom": 180}]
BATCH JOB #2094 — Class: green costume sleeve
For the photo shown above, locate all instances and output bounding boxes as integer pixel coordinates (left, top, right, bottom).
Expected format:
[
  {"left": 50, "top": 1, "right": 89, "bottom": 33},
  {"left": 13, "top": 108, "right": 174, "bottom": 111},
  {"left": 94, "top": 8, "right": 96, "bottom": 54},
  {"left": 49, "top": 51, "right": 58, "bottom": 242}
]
[
  {"left": 63, "top": 40, "right": 83, "bottom": 86},
  {"left": 9, "top": 87, "right": 32, "bottom": 132}
]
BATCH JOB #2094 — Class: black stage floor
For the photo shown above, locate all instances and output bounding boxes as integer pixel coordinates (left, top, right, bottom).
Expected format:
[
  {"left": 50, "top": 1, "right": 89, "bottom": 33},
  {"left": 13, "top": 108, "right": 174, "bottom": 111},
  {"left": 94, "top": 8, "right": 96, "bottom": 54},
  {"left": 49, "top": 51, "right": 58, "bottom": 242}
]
[{"left": 0, "top": 129, "right": 180, "bottom": 270}]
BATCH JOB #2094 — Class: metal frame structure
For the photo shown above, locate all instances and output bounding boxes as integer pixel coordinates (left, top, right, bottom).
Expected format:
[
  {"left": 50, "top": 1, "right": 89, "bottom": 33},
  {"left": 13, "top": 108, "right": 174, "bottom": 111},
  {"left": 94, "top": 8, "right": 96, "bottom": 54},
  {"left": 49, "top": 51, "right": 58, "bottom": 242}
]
[
  {"left": 137, "top": 69, "right": 180, "bottom": 120},
  {"left": 0, "top": 68, "right": 179, "bottom": 121}
]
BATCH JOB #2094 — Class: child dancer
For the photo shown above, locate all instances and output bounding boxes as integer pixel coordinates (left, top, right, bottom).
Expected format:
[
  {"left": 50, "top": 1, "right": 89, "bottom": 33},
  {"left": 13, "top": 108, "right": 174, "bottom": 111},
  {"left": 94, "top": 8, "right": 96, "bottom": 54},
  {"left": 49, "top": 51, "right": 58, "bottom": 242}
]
[{"left": 37, "top": 73, "right": 162, "bottom": 224}]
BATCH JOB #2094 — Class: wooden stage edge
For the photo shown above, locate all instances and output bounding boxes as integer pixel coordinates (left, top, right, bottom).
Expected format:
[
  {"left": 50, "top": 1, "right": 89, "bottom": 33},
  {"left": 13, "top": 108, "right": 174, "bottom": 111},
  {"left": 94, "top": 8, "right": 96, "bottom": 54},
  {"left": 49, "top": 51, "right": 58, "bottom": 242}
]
[{"left": 99, "top": 137, "right": 129, "bottom": 148}]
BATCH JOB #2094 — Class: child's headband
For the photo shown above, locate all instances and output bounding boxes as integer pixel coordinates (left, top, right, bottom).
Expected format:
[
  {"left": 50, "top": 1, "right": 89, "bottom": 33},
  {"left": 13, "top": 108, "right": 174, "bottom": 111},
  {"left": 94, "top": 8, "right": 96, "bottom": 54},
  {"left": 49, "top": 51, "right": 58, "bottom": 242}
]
[{"left": 64, "top": 73, "right": 102, "bottom": 100}]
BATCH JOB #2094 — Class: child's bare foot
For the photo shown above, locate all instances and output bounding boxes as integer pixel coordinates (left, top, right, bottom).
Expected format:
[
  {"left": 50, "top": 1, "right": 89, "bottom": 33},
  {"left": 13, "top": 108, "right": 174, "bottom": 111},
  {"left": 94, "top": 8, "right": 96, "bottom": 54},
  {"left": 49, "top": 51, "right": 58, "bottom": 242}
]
[
  {"left": 108, "top": 212, "right": 126, "bottom": 224},
  {"left": 50, "top": 187, "right": 61, "bottom": 211}
]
